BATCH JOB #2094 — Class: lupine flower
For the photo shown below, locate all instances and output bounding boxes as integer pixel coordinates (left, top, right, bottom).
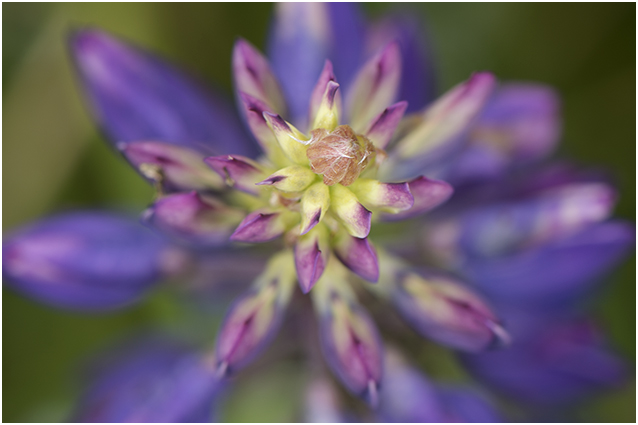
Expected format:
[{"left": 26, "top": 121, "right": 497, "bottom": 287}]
[{"left": 3, "top": 3, "right": 634, "bottom": 422}]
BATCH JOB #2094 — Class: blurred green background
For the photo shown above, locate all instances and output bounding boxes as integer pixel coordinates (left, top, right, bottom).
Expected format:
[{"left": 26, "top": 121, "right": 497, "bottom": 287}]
[{"left": 3, "top": 3, "right": 635, "bottom": 422}]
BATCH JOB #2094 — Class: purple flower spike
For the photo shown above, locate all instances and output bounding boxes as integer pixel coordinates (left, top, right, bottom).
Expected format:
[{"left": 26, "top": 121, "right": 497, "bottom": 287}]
[
  {"left": 204, "top": 154, "right": 266, "bottom": 196},
  {"left": 74, "top": 338, "right": 222, "bottom": 423},
  {"left": 70, "top": 29, "right": 256, "bottom": 157},
  {"left": 462, "top": 318, "right": 627, "bottom": 407},
  {"left": 364, "top": 101, "right": 408, "bottom": 149},
  {"left": 215, "top": 252, "right": 296, "bottom": 376},
  {"left": 393, "top": 271, "right": 509, "bottom": 352},
  {"left": 382, "top": 176, "right": 453, "bottom": 221},
  {"left": 120, "top": 141, "right": 222, "bottom": 192},
  {"left": 143, "top": 192, "right": 244, "bottom": 247},
  {"left": 346, "top": 42, "right": 402, "bottom": 132},
  {"left": 333, "top": 230, "right": 379, "bottom": 283},
  {"left": 230, "top": 209, "right": 293, "bottom": 243},
  {"left": 314, "top": 283, "right": 383, "bottom": 407},
  {"left": 295, "top": 225, "right": 330, "bottom": 293},
  {"left": 3, "top": 212, "right": 166, "bottom": 310},
  {"left": 463, "top": 220, "right": 636, "bottom": 306},
  {"left": 233, "top": 39, "right": 286, "bottom": 115}
]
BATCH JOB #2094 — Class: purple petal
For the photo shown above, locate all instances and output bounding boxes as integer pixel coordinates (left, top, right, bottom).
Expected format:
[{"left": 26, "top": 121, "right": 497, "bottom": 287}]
[
  {"left": 382, "top": 176, "right": 453, "bottom": 221},
  {"left": 70, "top": 29, "right": 257, "bottom": 157},
  {"left": 462, "top": 221, "right": 636, "bottom": 306},
  {"left": 204, "top": 154, "right": 266, "bottom": 196},
  {"left": 461, "top": 318, "right": 627, "bottom": 406},
  {"left": 215, "top": 252, "right": 295, "bottom": 375},
  {"left": 366, "top": 15, "right": 436, "bottom": 112},
  {"left": 142, "top": 192, "right": 244, "bottom": 247},
  {"left": 364, "top": 101, "right": 408, "bottom": 149},
  {"left": 346, "top": 42, "right": 402, "bottom": 132},
  {"left": 230, "top": 210, "right": 292, "bottom": 243},
  {"left": 232, "top": 39, "right": 286, "bottom": 114},
  {"left": 294, "top": 226, "right": 330, "bottom": 293},
  {"left": 120, "top": 141, "right": 222, "bottom": 192},
  {"left": 3, "top": 212, "right": 166, "bottom": 310},
  {"left": 268, "top": 3, "right": 364, "bottom": 123},
  {"left": 393, "top": 270, "right": 509, "bottom": 352},
  {"left": 74, "top": 338, "right": 222, "bottom": 423},
  {"left": 389, "top": 72, "right": 496, "bottom": 179},
  {"left": 333, "top": 230, "right": 379, "bottom": 282},
  {"left": 315, "top": 289, "right": 383, "bottom": 406}
]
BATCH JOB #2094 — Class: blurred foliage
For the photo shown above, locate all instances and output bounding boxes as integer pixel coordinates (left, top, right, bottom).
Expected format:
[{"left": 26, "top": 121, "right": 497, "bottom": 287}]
[{"left": 2, "top": 3, "right": 635, "bottom": 422}]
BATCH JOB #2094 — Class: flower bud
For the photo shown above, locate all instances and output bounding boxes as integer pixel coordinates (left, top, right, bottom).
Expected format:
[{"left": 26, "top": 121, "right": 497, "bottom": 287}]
[
  {"left": 329, "top": 184, "right": 371, "bottom": 238},
  {"left": 312, "top": 264, "right": 383, "bottom": 406},
  {"left": 233, "top": 39, "right": 286, "bottom": 114},
  {"left": 257, "top": 165, "right": 317, "bottom": 193},
  {"left": 346, "top": 42, "right": 402, "bottom": 132},
  {"left": 332, "top": 229, "right": 379, "bottom": 282},
  {"left": 364, "top": 101, "right": 408, "bottom": 149},
  {"left": 294, "top": 224, "right": 330, "bottom": 293},
  {"left": 143, "top": 191, "right": 244, "bottom": 246},
  {"left": 120, "top": 141, "right": 223, "bottom": 192},
  {"left": 263, "top": 112, "right": 310, "bottom": 165},
  {"left": 348, "top": 178, "right": 413, "bottom": 214},
  {"left": 300, "top": 182, "right": 330, "bottom": 235},
  {"left": 3, "top": 212, "right": 166, "bottom": 310},
  {"left": 74, "top": 338, "right": 222, "bottom": 423},
  {"left": 230, "top": 209, "right": 296, "bottom": 243},
  {"left": 382, "top": 175, "right": 453, "bottom": 221},
  {"left": 391, "top": 72, "right": 496, "bottom": 172},
  {"left": 215, "top": 251, "right": 296, "bottom": 376},
  {"left": 71, "top": 29, "right": 255, "bottom": 157},
  {"left": 462, "top": 318, "right": 626, "bottom": 406},
  {"left": 205, "top": 154, "right": 266, "bottom": 196},
  {"left": 393, "top": 271, "right": 509, "bottom": 352},
  {"left": 309, "top": 60, "right": 341, "bottom": 130}
]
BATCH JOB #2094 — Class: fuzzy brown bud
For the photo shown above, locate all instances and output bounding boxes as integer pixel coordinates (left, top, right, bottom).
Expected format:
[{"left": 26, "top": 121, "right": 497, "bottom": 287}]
[{"left": 306, "top": 125, "right": 375, "bottom": 186}]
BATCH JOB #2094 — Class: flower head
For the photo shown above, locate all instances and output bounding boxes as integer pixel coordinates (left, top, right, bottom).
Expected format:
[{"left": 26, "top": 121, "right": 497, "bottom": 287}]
[{"left": 3, "top": 3, "right": 634, "bottom": 422}]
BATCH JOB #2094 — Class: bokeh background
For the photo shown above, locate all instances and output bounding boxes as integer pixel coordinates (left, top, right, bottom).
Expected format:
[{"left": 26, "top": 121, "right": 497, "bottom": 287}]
[{"left": 3, "top": 3, "right": 635, "bottom": 422}]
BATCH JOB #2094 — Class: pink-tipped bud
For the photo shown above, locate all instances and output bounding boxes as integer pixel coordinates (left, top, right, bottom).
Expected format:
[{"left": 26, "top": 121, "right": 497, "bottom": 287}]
[{"left": 215, "top": 251, "right": 296, "bottom": 376}]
